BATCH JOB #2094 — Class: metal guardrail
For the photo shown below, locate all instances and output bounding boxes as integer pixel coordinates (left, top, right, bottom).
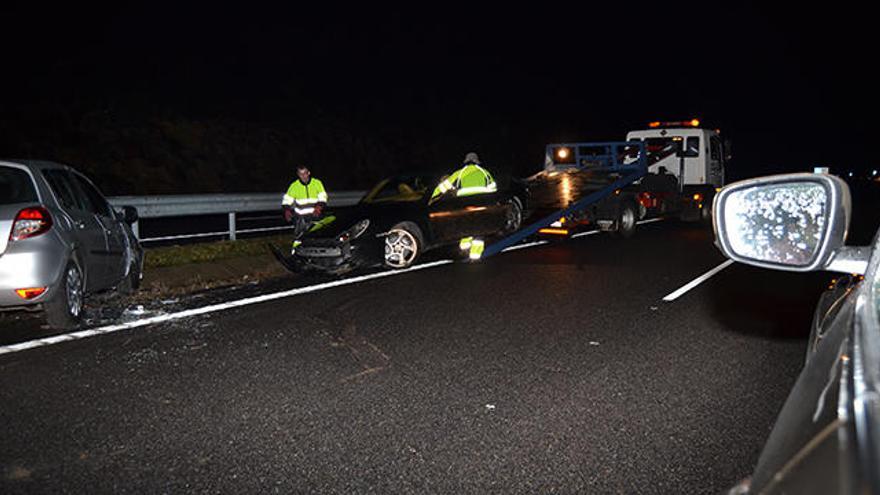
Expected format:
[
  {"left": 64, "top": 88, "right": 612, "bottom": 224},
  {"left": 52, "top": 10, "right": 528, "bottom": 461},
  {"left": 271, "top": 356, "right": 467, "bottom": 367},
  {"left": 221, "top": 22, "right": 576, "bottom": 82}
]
[{"left": 108, "top": 191, "right": 365, "bottom": 243}]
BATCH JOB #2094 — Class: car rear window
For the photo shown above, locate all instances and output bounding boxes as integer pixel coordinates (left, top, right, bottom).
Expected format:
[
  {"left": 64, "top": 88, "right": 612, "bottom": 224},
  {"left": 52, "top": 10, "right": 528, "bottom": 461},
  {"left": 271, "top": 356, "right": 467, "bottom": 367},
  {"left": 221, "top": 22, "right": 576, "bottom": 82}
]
[{"left": 0, "top": 166, "right": 39, "bottom": 205}]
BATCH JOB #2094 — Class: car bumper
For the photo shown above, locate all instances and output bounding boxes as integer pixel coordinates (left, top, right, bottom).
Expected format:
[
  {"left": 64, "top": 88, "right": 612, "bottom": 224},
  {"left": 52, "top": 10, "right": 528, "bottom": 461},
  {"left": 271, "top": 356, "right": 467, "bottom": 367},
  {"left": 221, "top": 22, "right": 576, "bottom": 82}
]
[
  {"left": 0, "top": 237, "right": 68, "bottom": 308},
  {"left": 293, "top": 239, "right": 381, "bottom": 273}
]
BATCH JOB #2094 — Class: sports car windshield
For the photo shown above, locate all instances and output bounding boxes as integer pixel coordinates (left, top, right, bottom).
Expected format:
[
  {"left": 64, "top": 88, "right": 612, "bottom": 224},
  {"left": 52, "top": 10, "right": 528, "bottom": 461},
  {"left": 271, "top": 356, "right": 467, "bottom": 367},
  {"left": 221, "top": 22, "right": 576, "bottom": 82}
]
[{"left": 362, "top": 176, "right": 432, "bottom": 204}]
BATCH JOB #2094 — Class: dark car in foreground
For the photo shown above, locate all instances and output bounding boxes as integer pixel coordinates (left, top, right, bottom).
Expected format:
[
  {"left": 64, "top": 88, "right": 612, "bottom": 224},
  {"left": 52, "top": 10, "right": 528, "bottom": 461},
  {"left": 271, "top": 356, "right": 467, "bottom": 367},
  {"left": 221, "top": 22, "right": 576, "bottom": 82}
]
[
  {"left": 283, "top": 173, "right": 527, "bottom": 274},
  {"left": 0, "top": 160, "right": 143, "bottom": 329},
  {"left": 713, "top": 173, "right": 879, "bottom": 494}
]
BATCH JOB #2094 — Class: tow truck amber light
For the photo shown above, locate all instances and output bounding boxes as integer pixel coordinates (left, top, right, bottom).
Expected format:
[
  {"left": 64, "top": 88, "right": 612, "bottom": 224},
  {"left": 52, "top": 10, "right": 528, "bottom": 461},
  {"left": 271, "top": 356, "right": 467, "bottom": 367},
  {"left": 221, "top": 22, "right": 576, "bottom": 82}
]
[
  {"left": 647, "top": 119, "right": 701, "bottom": 128},
  {"left": 10, "top": 207, "right": 53, "bottom": 242},
  {"left": 539, "top": 228, "right": 569, "bottom": 235},
  {"left": 15, "top": 287, "right": 47, "bottom": 300},
  {"left": 693, "top": 193, "right": 703, "bottom": 202},
  {"left": 550, "top": 217, "right": 567, "bottom": 228}
]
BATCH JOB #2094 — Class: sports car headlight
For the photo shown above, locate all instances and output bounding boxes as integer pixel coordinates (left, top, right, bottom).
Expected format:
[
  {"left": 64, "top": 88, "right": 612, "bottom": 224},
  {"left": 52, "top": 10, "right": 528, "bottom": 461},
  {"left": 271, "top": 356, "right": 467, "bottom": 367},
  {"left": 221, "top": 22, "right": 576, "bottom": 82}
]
[{"left": 338, "top": 219, "right": 370, "bottom": 242}]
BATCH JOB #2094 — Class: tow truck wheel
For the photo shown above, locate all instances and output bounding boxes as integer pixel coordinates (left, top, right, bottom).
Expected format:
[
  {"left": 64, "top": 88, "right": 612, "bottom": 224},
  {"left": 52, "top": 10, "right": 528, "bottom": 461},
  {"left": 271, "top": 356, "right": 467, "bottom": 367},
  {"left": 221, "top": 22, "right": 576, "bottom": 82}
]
[
  {"left": 612, "top": 202, "right": 637, "bottom": 239},
  {"left": 700, "top": 203, "right": 712, "bottom": 222},
  {"left": 384, "top": 222, "right": 423, "bottom": 269}
]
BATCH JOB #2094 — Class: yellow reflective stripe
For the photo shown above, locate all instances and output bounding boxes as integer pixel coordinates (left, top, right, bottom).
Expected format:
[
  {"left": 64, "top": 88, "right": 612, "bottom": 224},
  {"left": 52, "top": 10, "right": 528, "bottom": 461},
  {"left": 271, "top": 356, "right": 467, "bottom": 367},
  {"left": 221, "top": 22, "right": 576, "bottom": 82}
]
[
  {"left": 459, "top": 236, "right": 473, "bottom": 250},
  {"left": 317, "top": 191, "right": 328, "bottom": 202},
  {"left": 469, "top": 239, "right": 485, "bottom": 260},
  {"left": 282, "top": 194, "right": 295, "bottom": 205},
  {"left": 294, "top": 206, "right": 316, "bottom": 214},
  {"left": 295, "top": 198, "right": 320, "bottom": 205},
  {"left": 456, "top": 183, "right": 497, "bottom": 196}
]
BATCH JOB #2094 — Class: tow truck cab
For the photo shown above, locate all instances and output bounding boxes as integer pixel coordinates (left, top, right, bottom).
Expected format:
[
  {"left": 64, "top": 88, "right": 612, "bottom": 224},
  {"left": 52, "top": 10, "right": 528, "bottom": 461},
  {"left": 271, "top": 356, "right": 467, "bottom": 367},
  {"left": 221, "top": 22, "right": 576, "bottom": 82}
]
[
  {"left": 627, "top": 120, "right": 727, "bottom": 186},
  {"left": 626, "top": 120, "right": 730, "bottom": 220}
]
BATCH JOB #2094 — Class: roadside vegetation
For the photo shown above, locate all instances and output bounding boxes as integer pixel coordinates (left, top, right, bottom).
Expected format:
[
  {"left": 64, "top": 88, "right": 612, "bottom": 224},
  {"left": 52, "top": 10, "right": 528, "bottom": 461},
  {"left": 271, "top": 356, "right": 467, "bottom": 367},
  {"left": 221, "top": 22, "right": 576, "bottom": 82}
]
[{"left": 144, "top": 234, "right": 289, "bottom": 268}]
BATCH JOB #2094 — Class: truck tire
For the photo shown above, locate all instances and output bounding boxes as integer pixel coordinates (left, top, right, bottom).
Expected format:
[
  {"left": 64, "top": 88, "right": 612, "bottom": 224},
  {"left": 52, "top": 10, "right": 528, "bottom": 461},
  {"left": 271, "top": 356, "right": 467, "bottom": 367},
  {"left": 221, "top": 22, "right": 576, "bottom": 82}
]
[
  {"left": 44, "top": 261, "right": 85, "bottom": 330},
  {"left": 700, "top": 203, "right": 712, "bottom": 223},
  {"left": 612, "top": 201, "right": 637, "bottom": 239}
]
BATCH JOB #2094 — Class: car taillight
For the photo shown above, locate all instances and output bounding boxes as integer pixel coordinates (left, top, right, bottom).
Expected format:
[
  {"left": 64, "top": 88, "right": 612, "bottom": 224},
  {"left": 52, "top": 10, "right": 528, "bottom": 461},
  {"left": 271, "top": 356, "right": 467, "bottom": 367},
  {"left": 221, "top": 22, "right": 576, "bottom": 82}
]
[
  {"left": 10, "top": 207, "right": 53, "bottom": 242},
  {"left": 15, "top": 287, "right": 47, "bottom": 300}
]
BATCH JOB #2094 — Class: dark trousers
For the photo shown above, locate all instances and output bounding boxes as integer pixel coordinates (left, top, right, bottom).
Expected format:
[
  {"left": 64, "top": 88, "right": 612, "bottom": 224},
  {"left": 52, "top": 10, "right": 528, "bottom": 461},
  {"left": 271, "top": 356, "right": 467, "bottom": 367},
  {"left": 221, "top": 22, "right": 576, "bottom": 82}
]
[{"left": 292, "top": 214, "right": 311, "bottom": 240}]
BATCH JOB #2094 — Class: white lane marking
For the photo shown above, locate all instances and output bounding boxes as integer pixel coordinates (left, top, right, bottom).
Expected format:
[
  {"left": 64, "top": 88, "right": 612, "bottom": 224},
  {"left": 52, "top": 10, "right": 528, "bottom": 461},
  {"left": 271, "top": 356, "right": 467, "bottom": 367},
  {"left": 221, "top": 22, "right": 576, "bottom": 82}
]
[
  {"left": 0, "top": 217, "right": 669, "bottom": 356},
  {"left": 661, "top": 259, "right": 735, "bottom": 302},
  {"left": 0, "top": 260, "right": 452, "bottom": 356},
  {"left": 570, "top": 230, "right": 600, "bottom": 239},
  {"left": 501, "top": 240, "right": 549, "bottom": 252},
  {"left": 637, "top": 218, "right": 664, "bottom": 225}
]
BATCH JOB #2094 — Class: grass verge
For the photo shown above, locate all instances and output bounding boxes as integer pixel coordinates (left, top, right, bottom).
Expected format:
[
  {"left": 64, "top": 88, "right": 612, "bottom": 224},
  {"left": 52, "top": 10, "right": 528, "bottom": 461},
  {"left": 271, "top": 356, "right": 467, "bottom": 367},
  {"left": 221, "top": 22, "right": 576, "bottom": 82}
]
[{"left": 144, "top": 234, "right": 290, "bottom": 268}]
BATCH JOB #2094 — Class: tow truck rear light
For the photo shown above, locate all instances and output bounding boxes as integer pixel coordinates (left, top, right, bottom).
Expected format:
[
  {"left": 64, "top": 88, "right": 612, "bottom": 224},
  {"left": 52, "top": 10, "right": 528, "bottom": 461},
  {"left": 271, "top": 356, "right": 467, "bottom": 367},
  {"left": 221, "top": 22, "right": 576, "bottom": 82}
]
[
  {"left": 10, "top": 207, "right": 53, "bottom": 242},
  {"left": 15, "top": 287, "right": 47, "bottom": 300}
]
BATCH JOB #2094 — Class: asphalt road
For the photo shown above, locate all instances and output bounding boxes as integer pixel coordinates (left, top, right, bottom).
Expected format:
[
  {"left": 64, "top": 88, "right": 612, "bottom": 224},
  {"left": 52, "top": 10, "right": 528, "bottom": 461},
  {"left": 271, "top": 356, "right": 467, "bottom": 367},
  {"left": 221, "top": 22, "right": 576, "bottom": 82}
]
[{"left": 0, "top": 220, "right": 830, "bottom": 493}]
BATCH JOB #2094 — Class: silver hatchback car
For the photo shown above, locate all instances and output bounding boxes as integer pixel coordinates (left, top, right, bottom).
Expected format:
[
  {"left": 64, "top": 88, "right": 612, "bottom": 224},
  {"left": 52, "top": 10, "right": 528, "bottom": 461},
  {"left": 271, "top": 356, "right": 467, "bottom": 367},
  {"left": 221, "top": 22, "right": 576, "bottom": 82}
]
[{"left": 0, "top": 160, "right": 143, "bottom": 329}]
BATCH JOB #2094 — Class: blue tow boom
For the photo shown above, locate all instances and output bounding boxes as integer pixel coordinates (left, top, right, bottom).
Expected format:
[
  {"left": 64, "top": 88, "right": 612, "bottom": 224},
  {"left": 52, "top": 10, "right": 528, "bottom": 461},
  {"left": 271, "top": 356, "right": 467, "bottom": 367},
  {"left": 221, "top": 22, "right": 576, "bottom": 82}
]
[{"left": 481, "top": 141, "right": 648, "bottom": 259}]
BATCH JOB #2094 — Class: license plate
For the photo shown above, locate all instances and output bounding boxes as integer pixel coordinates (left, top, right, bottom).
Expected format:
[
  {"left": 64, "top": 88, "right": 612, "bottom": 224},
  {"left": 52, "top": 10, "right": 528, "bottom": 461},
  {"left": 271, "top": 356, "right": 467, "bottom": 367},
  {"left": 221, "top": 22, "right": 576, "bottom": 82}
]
[{"left": 299, "top": 246, "right": 342, "bottom": 257}]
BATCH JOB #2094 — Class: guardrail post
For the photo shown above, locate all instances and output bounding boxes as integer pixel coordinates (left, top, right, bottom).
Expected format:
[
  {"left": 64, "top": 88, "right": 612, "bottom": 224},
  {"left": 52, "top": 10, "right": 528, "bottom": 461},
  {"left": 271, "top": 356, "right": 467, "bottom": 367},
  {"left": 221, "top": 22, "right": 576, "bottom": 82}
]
[{"left": 228, "top": 212, "right": 237, "bottom": 241}]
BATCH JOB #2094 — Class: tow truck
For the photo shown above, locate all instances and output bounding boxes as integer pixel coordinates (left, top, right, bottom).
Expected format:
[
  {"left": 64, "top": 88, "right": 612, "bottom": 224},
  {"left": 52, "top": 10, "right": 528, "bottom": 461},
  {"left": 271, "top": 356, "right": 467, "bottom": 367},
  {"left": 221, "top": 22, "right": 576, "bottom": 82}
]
[{"left": 480, "top": 120, "right": 730, "bottom": 259}]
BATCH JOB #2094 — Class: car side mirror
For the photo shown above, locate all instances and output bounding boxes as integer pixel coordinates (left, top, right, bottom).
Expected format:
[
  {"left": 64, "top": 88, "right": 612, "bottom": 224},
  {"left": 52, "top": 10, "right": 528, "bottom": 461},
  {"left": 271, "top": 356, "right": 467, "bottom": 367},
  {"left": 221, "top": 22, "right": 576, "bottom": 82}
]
[
  {"left": 121, "top": 205, "right": 139, "bottom": 225},
  {"left": 712, "top": 173, "right": 854, "bottom": 272}
]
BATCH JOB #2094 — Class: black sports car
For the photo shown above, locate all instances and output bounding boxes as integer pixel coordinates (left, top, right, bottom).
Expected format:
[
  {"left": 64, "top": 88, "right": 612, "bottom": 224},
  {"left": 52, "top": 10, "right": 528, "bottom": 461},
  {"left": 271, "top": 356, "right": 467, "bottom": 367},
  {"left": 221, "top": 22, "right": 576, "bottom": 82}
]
[{"left": 281, "top": 173, "right": 527, "bottom": 274}]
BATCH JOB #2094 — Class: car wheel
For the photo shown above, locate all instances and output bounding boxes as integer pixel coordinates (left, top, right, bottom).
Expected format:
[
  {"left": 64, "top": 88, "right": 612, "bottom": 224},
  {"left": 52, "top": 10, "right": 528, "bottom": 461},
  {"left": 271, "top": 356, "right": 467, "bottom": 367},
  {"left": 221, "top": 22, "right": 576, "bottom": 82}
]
[
  {"left": 504, "top": 197, "right": 523, "bottom": 233},
  {"left": 44, "top": 261, "right": 84, "bottom": 330},
  {"left": 612, "top": 201, "right": 637, "bottom": 238},
  {"left": 116, "top": 261, "right": 141, "bottom": 296},
  {"left": 384, "top": 222, "right": 423, "bottom": 269}
]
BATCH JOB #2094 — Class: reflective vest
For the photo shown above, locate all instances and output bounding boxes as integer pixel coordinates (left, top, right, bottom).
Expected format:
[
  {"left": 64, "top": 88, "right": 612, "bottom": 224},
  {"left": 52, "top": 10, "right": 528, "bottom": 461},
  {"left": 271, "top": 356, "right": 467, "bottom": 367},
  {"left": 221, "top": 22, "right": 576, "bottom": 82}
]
[
  {"left": 431, "top": 164, "right": 497, "bottom": 199},
  {"left": 282, "top": 178, "right": 328, "bottom": 215}
]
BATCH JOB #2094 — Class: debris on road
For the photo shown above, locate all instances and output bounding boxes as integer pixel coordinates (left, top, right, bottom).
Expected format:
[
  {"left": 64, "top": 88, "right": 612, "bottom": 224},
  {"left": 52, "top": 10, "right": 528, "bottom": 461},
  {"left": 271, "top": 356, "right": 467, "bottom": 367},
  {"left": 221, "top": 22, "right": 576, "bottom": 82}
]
[{"left": 126, "top": 305, "right": 147, "bottom": 316}]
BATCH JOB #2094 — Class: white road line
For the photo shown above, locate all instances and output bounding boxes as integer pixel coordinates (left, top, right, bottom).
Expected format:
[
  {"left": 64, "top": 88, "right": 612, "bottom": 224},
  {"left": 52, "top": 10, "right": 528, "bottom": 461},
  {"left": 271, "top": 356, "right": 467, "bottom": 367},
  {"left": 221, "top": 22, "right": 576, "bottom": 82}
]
[
  {"left": 661, "top": 259, "right": 735, "bottom": 302},
  {"left": 0, "top": 260, "right": 452, "bottom": 356},
  {"left": 0, "top": 216, "right": 668, "bottom": 357},
  {"left": 637, "top": 218, "right": 664, "bottom": 225},
  {"left": 501, "top": 240, "right": 549, "bottom": 252}
]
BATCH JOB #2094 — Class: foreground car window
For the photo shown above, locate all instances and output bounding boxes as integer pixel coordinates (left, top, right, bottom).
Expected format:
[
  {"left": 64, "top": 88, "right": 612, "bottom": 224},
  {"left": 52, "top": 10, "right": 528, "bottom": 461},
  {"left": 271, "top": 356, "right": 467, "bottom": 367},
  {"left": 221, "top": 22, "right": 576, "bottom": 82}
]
[{"left": 0, "top": 166, "right": 38, "bottom": 205}]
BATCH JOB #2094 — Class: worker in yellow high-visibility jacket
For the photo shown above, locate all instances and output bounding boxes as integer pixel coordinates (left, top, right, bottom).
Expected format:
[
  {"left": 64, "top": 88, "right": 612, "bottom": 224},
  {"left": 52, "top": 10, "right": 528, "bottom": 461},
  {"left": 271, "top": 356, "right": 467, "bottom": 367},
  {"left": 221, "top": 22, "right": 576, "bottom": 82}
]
[
  {"left": 282, "top": 164, "right": 328, "bottom": 253},
  {"left": 432, "top": 152, "right": 497, "bottom": 260}
]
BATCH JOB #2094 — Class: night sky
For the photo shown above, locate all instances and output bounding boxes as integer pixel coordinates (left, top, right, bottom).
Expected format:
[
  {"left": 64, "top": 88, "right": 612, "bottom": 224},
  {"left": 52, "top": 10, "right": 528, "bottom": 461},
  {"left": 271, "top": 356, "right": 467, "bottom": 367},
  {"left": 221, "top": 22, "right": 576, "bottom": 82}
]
[{"left": 2, "top": 3, "right": 875, "bottom": 192}]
